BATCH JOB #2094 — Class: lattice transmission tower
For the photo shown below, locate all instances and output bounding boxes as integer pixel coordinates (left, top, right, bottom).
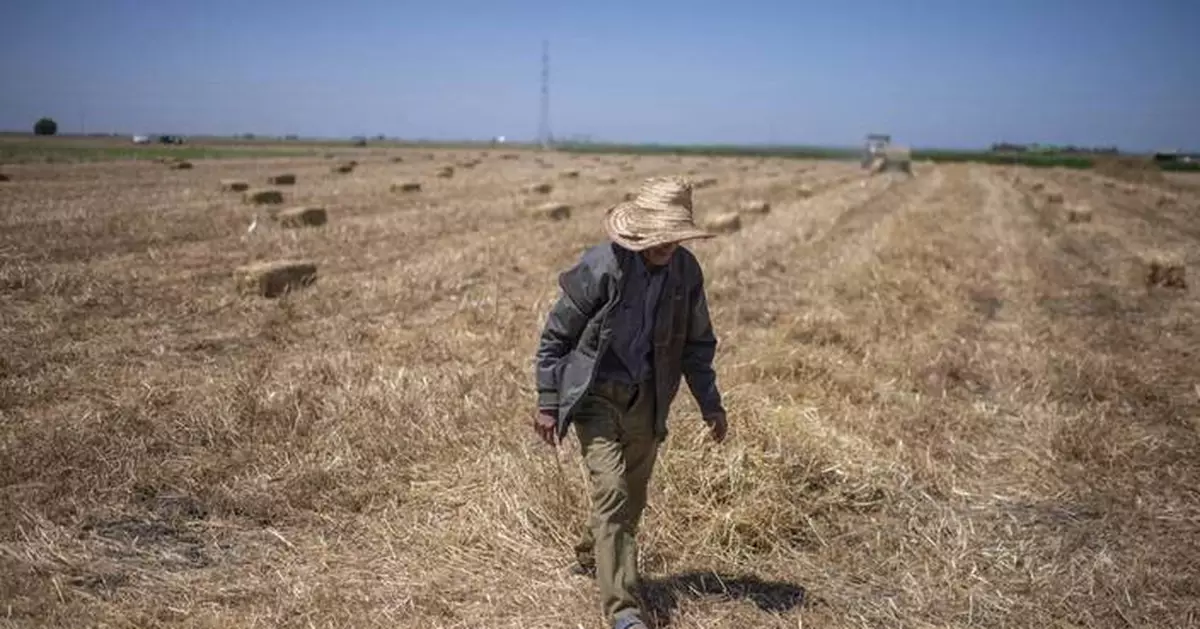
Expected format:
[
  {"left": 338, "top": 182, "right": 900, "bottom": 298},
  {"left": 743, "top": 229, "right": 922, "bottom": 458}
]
[{"left": 537, "top": 40, "right": 553, "bottom": 150}]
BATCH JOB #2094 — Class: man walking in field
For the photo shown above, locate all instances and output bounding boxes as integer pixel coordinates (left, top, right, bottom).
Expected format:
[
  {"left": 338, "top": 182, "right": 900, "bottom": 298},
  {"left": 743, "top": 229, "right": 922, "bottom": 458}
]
[{"left": 533, "top": 176, "right": 729, "bottom": 629}]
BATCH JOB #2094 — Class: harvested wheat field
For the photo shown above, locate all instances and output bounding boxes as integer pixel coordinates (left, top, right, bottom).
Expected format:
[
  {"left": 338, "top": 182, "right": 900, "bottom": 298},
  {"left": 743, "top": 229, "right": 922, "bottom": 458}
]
[{"left": 1, "top": 148, "right": 1199, "bottom": 629}]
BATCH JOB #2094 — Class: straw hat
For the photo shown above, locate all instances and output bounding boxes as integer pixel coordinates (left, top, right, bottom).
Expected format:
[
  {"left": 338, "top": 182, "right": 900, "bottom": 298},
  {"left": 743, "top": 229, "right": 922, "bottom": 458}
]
[{"left": 603, "top": 176, "right": 716, "bottom": 251}]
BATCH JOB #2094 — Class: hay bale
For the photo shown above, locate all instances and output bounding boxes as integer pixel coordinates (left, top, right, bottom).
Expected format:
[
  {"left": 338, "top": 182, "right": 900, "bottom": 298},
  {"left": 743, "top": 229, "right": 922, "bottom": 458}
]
[
  {"left": 530, "top": 202, "right": 571, "bottom": 221},
  {"left": 702, "top": 212, "right": 741, "bottom": 234},
  {"left": 738, "top": 199, "right": 771, "bottom": 215},
  {"left": 694, "top": 177, "right": 719, "bottom": 189},
  {"left": 1045, "top": 192, "right": 1064, "bottom": 204},
  {"left": 1144, "top": 253, "right": 1187, "bottom": 289},
  {"left": 234, "top": 260, "right": 318, "bottom": 298},
  {"left": 623, "top": 191, "right": 637, "bottom": 201},
  {"left": 332, "top": 161, "right": 356, "bottom": 174},
  {"left": 274, "top": 206, "right": 327, "bottom": 228},
  {"left": 221, "top": 179, "right": 250, "bottom": 192},
  {"left": 390, "top": 156, "right": 405, "bottom": 163},
  {"left": 1030, "top": 182, "right": 1046, "bottom": 192},
  {"left": 1065, "top": 204, "right": 1093, "bottom": 223},
  {"left": 170, "top": 160, "right": 194, "bottom": 170},
  {"left": 0, "top": 173, "right": 10, "bottom": 182},
  {"left": 797, "top": 184, "right": 814, "bottom": 198},
  {"left": 597, "top": 176, "right": 618, "bottom": 184},
  {"left": 244, "top": 188, "right": 284, "bottom": 205},
  {"left": 524, "top": 182, "right": 553, "bottom": 194},
  {"left": 881, "top": 146, "right": 913, "bottom": 173},
  {"left": 267, "top": 173, "right": 296, "bottom": 185},
  {"left": 392, "top": 181, "right": 422, "bottom": 193},
  {"left": 500, "top": 153, "right": 520, "bottom": 160},
  {"left": 560, "top": 170, "right": 580, "bottom": 179},
  {"left": 436, "top": 166, "right": 455, "bottom": 178}
]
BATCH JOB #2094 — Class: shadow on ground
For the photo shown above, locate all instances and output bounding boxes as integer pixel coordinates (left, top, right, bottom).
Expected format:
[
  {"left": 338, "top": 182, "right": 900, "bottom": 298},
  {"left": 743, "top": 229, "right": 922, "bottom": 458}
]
[{"left": 640, "top": 571, "right": 806, "bottom": 627}]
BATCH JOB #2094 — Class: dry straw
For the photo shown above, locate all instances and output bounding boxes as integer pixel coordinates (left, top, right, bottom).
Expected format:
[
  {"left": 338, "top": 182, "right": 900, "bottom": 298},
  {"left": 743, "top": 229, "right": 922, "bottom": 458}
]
[{"left": 6, "top": 154, "right": 1199, "bottom": 629}]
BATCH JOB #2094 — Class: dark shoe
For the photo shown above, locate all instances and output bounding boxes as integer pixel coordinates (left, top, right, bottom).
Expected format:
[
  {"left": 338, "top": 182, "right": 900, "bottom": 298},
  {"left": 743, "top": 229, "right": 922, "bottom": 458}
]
[
  {"left": 568, "top": 560, "right": 595, "bottom": 578},
  {"left": 613, "top": 615, "right": 647, "bottom": 629}
]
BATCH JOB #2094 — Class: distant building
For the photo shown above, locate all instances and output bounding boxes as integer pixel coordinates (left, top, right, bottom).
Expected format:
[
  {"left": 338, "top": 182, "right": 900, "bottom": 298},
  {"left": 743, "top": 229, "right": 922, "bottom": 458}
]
[{"left": 1152, "top": 149, "right": 1199, "bottom": 164}]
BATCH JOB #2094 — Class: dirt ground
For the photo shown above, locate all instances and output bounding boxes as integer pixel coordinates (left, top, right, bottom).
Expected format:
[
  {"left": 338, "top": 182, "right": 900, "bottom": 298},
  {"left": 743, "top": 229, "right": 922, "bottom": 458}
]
[{"left": 1, "top": 149, "right": 1198, "bottom": 629}]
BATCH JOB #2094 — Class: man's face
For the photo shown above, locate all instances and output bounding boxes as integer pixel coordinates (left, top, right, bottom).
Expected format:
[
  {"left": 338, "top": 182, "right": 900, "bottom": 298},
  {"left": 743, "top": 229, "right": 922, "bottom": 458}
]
[{"left": 641, "top": 242, "right": 678, "bottom": 268}]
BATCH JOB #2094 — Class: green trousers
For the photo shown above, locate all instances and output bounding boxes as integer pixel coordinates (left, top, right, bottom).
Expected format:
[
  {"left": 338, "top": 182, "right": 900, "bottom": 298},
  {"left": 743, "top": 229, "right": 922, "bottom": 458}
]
[{"left": 572, "top": 378, "right": 660, "bottom": 624}]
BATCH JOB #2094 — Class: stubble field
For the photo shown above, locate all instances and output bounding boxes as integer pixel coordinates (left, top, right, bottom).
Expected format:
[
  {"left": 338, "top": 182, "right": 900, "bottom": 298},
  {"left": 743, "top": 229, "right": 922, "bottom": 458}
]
[{"left": 1, "top": 147, "right": 1198, "bottom": 629}]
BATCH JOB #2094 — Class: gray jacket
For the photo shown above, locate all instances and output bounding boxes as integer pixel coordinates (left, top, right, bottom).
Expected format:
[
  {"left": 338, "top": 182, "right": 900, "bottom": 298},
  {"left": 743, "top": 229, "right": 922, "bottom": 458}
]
[{"left": 535, "top": 242, "right": 725, "bottom": 441}]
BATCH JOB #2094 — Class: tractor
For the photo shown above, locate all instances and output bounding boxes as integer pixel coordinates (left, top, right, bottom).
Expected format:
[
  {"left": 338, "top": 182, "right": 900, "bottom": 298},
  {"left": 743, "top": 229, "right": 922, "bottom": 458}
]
[
  {"left": 861, "top": 133, "right": 912, "bottom": 175},
  {"left": 862, "top": 133, "right": 891, "bottom": 168}
]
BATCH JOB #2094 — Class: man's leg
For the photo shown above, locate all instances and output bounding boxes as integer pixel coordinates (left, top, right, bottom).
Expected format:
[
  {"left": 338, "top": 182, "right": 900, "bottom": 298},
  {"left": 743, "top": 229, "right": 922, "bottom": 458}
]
[
  {"left": 572, "top": 382, "right": 658, "bottom": 626},
  {"left": 617, "top": 378, "right": 659, "bottom": 559},
  {"left": 572, "top": 510, "right": 597, "bottom": 575}
]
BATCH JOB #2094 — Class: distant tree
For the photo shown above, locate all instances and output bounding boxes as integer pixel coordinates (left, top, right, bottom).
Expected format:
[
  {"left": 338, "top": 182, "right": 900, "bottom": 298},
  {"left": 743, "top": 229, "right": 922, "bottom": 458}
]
[{"left": 33, "top": 117, "right": 57, "bottom": 136}]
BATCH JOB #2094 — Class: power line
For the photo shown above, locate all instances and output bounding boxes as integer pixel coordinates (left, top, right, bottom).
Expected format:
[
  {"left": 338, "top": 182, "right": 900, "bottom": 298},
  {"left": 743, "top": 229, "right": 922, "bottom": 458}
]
[{"left": 538, "top": 39, "right": 552, "bottom": 150}]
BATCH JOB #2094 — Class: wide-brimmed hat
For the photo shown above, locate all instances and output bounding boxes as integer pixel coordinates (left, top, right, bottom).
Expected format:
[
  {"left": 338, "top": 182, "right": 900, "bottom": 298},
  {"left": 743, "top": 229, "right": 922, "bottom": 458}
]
[{"left": 603, "top": 176, "right": 716, "bottom": 251}]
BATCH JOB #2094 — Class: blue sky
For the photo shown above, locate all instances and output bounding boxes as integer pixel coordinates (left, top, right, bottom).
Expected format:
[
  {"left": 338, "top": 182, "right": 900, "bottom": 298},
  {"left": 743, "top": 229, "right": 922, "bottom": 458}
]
[{"left": 1, "top": 0, "right": 1196, "bottom": 150}]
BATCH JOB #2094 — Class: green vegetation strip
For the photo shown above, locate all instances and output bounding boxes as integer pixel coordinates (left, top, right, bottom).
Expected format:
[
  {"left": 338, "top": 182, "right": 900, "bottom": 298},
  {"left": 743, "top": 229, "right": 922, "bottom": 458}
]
[{"left": 556, "top": 142, "right": 1197, "bottom": 171}]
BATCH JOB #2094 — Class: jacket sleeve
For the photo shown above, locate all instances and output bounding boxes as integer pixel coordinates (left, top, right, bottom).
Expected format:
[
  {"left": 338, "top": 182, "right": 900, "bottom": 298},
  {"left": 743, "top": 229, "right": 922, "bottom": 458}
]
[
  {"left": 535, "top": 254, "right": 606, "bottom": 411},
  {"left": 681, "top": 262, "right": 725, "bottom": 419}
]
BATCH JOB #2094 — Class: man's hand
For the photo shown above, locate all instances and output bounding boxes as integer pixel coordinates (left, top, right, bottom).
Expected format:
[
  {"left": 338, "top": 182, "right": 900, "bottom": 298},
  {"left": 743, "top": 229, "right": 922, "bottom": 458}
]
[
  {"left": 705, "top": 412, "right": 728, "bottom": 443},
  {"left": 534, "top": 409, "right": 558, "bottom": 446}
]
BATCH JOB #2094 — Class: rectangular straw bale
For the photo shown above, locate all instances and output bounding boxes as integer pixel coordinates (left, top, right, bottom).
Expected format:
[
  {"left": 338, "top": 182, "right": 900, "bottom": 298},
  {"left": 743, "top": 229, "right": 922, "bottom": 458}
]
[
  {"left": 275, "top": 206, "right": 328, "bottom": 228},
  {"left": 221, "top": 179, "right": 250, "bottom": 192},
  {"left": 267, "top": 174, "right": 296, "bottom": 185},
  {"left": 702, "top": 212, "right": 741, "bottom": 233},
  {"left": 244, "top": 189, "right": 284, "bottom": 205},
  {"left": 738, "top": 199, "right": 771, "bottom": 215},
  {"left": 1144, "top": 253, "right": 1187, "bottom": 289},
  {"left": 530, "top": 202, "right": 571, "bottom": 220},
  {"left": 235, "top": 260, "right": 318, "bottom": 298},
  {"left": 1065, "top": 204, "right": 1093, "bottom": 223}
]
